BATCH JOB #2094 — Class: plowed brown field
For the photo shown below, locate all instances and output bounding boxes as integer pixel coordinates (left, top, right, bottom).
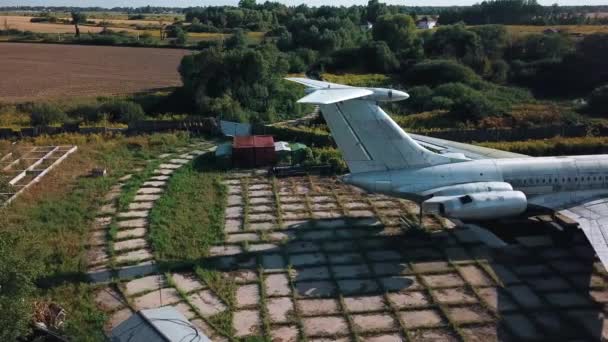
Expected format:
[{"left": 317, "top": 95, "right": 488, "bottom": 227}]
[{"left": 0, "top": 43, "right": 191, "bottom": 102}]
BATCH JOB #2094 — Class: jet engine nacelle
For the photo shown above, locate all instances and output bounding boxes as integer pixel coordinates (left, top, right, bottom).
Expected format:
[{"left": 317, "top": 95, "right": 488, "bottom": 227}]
[{"left": 421, "top": 190, "right": 527, "bottom": 220}]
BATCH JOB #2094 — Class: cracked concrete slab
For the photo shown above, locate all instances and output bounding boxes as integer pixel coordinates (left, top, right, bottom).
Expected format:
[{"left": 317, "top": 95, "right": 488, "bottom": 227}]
[
  {"left": 265, "top": 274, "right": 291, "bottom": 297},
  {"left": 117, "top": 218, "right": 148, "bottom": 229},
  {"left": 248, "top": 222, "right": 275, "bottom": 231},
  {"left": 137, "top": 187, "right": 163, "bottom": 195},
  {"left": 142, "top": 181, "right": 166, "bottom": 187},
  {"left": 298, "top": 298, "right": 340, "bottom": 316},
  {"left": 124, "top": 275, "right": 165, "bottom": 296},
  {"left": 128, "top": 202, "right": 154, "bottom": 210},
  {"left": 116, "top": 228, "right": 147, "bottom": 240},
  {"left": 89, "top": 230, "right": 106, "bottom": 246},
  {"left": 114, "top": 238, "right": 148, "bottom": 252},
  {"left": 422, "top": 273, "right": 465, "bottom": 288},
  {"left": 267, "top": 297, "right": 294, "bottom": 323},
  {"left": 249, "top": 213, "right": 276, "bottom": 222},
  {"left": 158, "top": 163, "right": 181, "bottom": 170},
  {"left": 343, "top": 295, "right": 387, "bottom": 313},
  {"left": 115, "top": 248, "right": 153, "bottom": 263},
  {"left": 303, "top": 316, "right": 348, "bottom": 337},
  {"left": 95, "top": 287, "right": 126, "bottom": 312},
  {"left": 225, "top": 219, "right": 242, "bottom": 232},
  {"left": 271, "top": 325, "right": 299, "bottom": 342},
  {"left": 447, "top": 305, "right": 492, "bottom": 324},
  {"left": 226, "top": 233, "right": 259, "bottom": 243},
  {"left": 387, "top": 291, "right": 431, "bottom": 309},
  {"left": 233, "top": 310, "right": 261, "bottom": 337},
  {"left": 150, "top": 175, "right": 170, "bottom": 181},
  {"left": 352, "top": 313, "right": 396, "bottom": 333},
  {"left": 236, "top": 284, "right": 260, "bottom": 308},
  {"left": 209, "top": 245, "right": 242, "bottom": 257},
  {"left": 227, "top": 195, "right": 243, "bottom": 206},
  {"left": 188, "top": 290, "right": 228, "bottom": 317},
  {"left": 433, "top": 288, "right": 478, "bottom": 305},
  {"left": 93, "top": 216, "right": 112, "bottom": 230},
  {"left": 87, "top": 246, "right": 109, "bottom": 266},
  {"left": 117, "top": 210, "right": 149, "bottom": 219},
  {"left": 133, "top": 194, "right": 161, "bottom": 202},
  {"left": 132, "top": 288, "right": 181, "bottom": 310},
  {"left": 171, "top": 273, "right": 205, "bottom": 293},
  {"left": 399, "top": 309, "right": 445, "bottom": 329}
]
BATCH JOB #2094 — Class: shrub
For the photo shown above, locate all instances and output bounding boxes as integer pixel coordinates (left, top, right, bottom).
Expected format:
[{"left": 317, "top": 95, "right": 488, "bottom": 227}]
[
  {"left": 30, "top": 103, "right": 67, "bottom": 126},
  {"left": 405, "top": 85, "right": 432, "bottom": 107},
  {"left": 66, "top": 104, "right": 103, "bottom": 123},
  {"left": 451, "top": 91, "right": 503, "bottom": 121},
  {"left": 98, "top": 101, "right": 145, "bottom": 124},
  {"left": 425, "top": 96, "right": 455, "bottom": 111},
  {"left": 586, "top": 84, "right": 608, "bottom": 116},
  {"left": 404, "top": 59, "right": 481, "bottom": 87}
]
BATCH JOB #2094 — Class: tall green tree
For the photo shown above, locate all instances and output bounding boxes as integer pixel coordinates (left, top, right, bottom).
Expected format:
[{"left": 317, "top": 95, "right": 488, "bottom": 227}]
[
  {"left": 372, "top": 14, "right": 421, "bottom": 58},
  {"left": 70, "top": 11, "right": 86, "bottom": 37}
]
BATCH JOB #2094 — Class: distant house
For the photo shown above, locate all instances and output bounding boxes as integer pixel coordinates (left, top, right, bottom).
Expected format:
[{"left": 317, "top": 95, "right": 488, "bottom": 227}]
[
  {"left": 361, "top": 21, "right": 373, "bottom": 31},
  {"left": 416, "top": 17, "right": 437, "bottom": 30}
]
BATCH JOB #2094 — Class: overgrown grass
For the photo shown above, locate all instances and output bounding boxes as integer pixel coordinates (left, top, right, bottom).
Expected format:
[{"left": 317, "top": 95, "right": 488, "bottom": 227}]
[
  {"left": 479, "top": 136, "right": 608, "bottom": 156},
  {"left": 0, "top": 133, "right": 191, "bottom": 340},
  {"left": 149, "top": 152, "right": 227, "bottom": 262}
]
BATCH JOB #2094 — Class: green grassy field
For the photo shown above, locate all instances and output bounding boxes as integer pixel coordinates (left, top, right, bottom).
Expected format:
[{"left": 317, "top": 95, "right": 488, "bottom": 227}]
[
  {"left": 149, "top": 152, "right": 227, "bottom": 263},
  {"left": 0, "top": 132, "right": 192, "bottom": 340}
]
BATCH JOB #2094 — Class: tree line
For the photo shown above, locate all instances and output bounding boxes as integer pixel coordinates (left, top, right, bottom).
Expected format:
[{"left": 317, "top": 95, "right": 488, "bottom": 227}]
[{"left": 176, "top": 0, "right": 608, "bottom": 126}]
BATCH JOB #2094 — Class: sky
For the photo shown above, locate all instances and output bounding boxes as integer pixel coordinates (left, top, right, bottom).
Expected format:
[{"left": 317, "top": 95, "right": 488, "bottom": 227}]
[{"left": 1, "top": 0, "right": 607, "bottom": 7}]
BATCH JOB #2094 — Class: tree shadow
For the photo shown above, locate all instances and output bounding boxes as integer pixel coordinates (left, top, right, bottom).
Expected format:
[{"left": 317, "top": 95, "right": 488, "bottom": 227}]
[{"left": 187, "top": 216, "right": 606, "bottom": 341}]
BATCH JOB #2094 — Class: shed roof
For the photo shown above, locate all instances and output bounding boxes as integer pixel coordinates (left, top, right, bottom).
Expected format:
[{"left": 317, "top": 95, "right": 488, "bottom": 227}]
[{"left": 233, "top": 135, "right": 275, "bottom": 149}]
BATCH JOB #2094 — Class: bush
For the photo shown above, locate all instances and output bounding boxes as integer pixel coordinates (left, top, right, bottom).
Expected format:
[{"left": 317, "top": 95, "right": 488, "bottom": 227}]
[
  {"left": 402, "top": 86, "right": 432, "bottom": 112},
  {"left": 67, "top": 104, "right": 104, "bottom": 123},
  {"left": 425, "top": 96, "right": 455, "bottom": 111},
  {"left": 404, "top": 59, "right": 481, "bottom": 87},
  {"left": 98, "top": 101, "right": 145, "bottom": 123},
  {"left": 586, "top": 84, "right": 608, "bottom": 116},
  {"left": 451, "top": 91, "right": 504, "bottom": 121},
  {"left": 30, "top": 103, "right": 68, "bottom": 126}
]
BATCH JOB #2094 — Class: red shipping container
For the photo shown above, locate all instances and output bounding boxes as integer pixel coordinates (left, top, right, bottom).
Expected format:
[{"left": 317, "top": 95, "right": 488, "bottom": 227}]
[{"left": 233, "top": 135, "right": 276, "bottom": 168}]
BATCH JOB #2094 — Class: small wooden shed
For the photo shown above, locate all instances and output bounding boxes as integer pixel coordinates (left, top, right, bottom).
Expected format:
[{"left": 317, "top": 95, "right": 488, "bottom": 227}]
[{"left": 233, "top": 135, "right": 276, "bottom": 168}]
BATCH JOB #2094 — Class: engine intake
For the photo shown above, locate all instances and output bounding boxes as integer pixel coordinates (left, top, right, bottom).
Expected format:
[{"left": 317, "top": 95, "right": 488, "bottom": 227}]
[{"left": 422, "top": 190, "right": 527, "bottom": 220}]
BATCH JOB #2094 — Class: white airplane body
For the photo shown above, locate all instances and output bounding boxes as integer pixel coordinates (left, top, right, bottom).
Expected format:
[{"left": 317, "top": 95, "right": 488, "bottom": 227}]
[{"left": 287, "top": 77, "right": 608, "bottom": 269}]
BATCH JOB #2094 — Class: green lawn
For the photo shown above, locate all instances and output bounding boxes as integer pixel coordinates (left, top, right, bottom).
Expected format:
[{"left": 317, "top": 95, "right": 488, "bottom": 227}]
[{"left": 149, "top": 153, "right": 227, "bottom": 263}]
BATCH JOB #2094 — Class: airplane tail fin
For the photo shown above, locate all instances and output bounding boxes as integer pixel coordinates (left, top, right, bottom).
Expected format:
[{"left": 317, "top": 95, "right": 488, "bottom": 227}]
[{"left": 318, "top": 101, "right": 452, "bottom": 173}]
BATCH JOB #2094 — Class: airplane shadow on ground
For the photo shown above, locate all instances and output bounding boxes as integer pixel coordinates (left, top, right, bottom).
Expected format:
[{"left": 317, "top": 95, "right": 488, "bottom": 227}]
[{"left": 191, "top": 217, "right": 606, "bottom": 341}]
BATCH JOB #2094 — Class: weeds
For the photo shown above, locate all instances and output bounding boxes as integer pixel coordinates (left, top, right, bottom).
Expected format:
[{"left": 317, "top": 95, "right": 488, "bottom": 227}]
[{"left": 149, "top": 153, "right": 227, "bottom": 262}]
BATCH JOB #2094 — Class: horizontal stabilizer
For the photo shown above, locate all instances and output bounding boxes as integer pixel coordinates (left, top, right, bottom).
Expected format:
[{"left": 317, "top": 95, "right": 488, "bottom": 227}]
[
  {"left": 297, "top": 88, "right": 373, "bottom": 105},
  {"left": 285, "top": 77, "right": 352, "bottom": 89}
]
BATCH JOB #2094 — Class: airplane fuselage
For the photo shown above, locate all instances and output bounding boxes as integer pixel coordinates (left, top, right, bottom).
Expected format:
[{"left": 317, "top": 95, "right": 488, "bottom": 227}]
[{"left": 343, "top": 154, "right": 608, "bottom": 201}]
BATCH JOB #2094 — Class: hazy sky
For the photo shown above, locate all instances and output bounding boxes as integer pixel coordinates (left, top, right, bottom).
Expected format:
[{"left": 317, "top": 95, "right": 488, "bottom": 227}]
[{"left": 1, "top": 0, "right": 607, "bottom": 7}]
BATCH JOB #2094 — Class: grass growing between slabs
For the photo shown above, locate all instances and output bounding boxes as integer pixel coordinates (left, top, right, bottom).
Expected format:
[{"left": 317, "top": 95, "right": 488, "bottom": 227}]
[
  {"left": 149, "top": 152, "right": 227, "bottom": 263},
  {"left": 0, "top": 132, "right": 191, "bottom": 341}
]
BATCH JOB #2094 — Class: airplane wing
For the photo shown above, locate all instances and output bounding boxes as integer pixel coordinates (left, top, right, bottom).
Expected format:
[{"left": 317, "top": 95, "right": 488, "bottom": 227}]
[
  {"left": 285, "top": 77, "right": 353, "bottom": 89},
  {"left": 529, "top": 191, "right": 608, "bottom": 267},
  {"left": 409, "top": 133, "right": 529, "bottom": 160},
  {"left": 297, "top": 88, "right": 374, "bottom": 105}
]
